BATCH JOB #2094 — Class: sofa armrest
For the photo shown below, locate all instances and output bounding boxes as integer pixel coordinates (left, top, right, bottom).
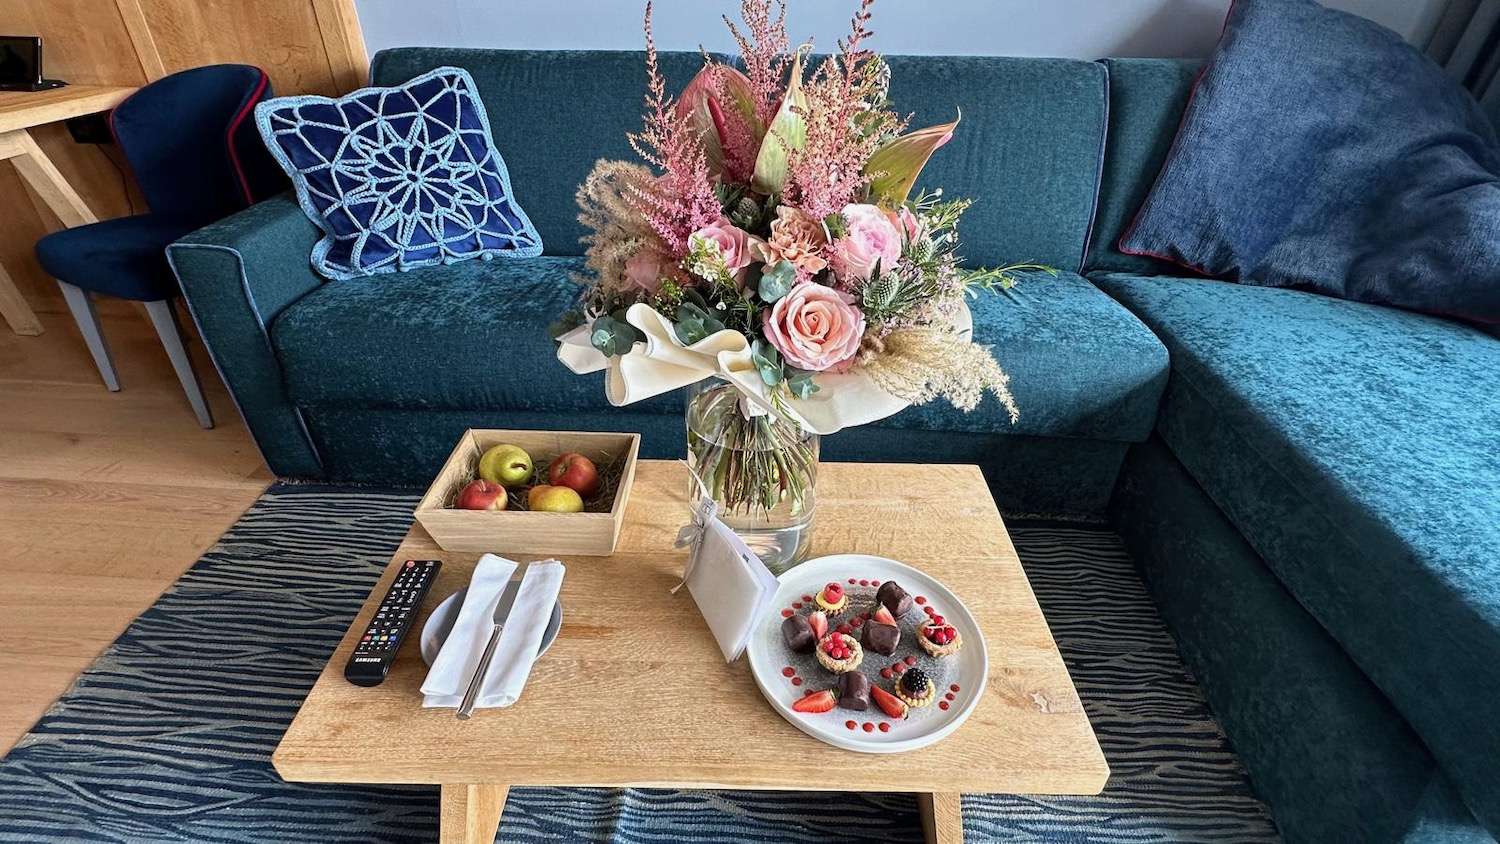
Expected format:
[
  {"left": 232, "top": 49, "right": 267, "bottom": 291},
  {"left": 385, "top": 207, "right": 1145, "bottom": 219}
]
[{"left": 167, "top": 194, "right": 325, "bottom": 478}]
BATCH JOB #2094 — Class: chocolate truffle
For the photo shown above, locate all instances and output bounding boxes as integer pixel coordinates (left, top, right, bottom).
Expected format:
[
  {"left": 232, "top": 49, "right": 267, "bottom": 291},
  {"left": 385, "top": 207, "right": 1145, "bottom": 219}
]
[
  {"left": 836, "top": 670, "right": 870, "bottom": 711},
  {"left": 782, "top": 614, "right": 816, "bottom": 654},
  {"left": 860, "top": 620, "right": 901, "bottom": 656},
  {"left": 876, "top": 581, "right": 914, "bottom": 617}
]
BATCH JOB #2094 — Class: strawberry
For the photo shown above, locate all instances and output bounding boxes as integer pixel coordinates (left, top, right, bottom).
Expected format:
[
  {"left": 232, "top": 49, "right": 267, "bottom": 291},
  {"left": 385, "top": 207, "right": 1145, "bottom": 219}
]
[
  {"left": 808, "top": 611, "right": 829, "bottom": 640},
  {"left": 822, "top": 582, "right": 844, "bottom": 602},
  {"left": 792, "top": 689, "right": 837, "bottom": 714},
  {"left": 871, "top": 685, "right": 909, "bottom": 720},
  {"left": 872, "top": 605, "right": 897, "bottom": 626}
]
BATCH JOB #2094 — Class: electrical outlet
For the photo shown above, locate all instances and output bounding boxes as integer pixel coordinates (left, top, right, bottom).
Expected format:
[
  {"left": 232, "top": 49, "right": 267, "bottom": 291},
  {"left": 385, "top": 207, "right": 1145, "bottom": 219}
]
[{"left": 66, "top": 115, "right": 113, "bottom": 145}]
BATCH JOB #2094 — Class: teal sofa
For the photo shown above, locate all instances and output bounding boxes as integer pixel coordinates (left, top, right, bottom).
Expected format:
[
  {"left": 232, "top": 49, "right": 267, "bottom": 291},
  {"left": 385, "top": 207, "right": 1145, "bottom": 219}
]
[{"left": 167, "top": 50, "right": 1500, "bottom": 843}]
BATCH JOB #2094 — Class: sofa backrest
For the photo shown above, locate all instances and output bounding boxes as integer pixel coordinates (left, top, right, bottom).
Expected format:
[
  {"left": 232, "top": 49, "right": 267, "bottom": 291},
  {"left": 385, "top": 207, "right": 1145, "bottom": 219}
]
[
  {"left": 1086, "top": 58, "right": 1202, "bottom": 275},
  {"left": 370, "top": 48, "right": 1108, "bottom": 270}
]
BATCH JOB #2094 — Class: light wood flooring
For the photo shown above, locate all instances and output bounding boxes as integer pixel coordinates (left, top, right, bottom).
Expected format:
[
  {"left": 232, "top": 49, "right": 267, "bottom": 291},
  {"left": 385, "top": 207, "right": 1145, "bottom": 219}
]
[{"left": 0, "top": 304, "right": 271, "bottom": 753}]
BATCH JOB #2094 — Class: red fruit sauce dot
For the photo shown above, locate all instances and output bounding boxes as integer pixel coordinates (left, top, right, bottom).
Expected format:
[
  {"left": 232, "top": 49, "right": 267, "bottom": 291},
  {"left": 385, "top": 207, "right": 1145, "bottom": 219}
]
[
  {"left": 802, "top": 594, "right": 813, "bottom": 602},
  {"left": 792, "top": 677, "right": 803, "bottom": 687},
  {"left": 893, "top": 663, "right": 907, "bottom": 674},
  {"left": 880, "top": 668, "right": 893, "bottom": 679},
  {"left": 781, "top": 609, "right": 794, "bottom": 618},
  {"left": 938, "top": 701, "right": 950, "bottom": 711},
  {"left": 848, "top": 578, "right": 857, "bottom": 585},
  {"left": 838, "top": 624, "right": 853, "bottom": 635},
  {"left": 782, "top": 667, "right": 795, "bottom": 678},
  {"left": 924, "top": 606, "right": 937, "bottom": 616},
  {"left": 878, "top": 722, "right": 891, "bottom": 733},
  {"left": 859, "top": 579, "right": 870, "bottom": 587},
  {"left": 950, "top": 684, "right": 961, "bottom": 693},
  {"left": 804, "top": 687, "right": 819, "bottom": 696},
  {"left": 791, "top": 601, "right": 802, "bottom": 609},
  {"left": 863, "top": 722, "right": 875, "bottom": 732},
  {"left": 945, "top": 693, "right": 955, "bottom": 702},
  {"left": 851, "top": 618, "right": 864, "bottom": 628},
  {"left": 915, "top": 596, "right": 927, "bottom": 605},
  {"left": 859, "top": 610, "right": 871, "bottom": 620},
  {"left": 846, "top": 720, "right": 857, "bottom": 730},
  {"left": 905, "top": 655, "right": 919, "bottom": 666}
]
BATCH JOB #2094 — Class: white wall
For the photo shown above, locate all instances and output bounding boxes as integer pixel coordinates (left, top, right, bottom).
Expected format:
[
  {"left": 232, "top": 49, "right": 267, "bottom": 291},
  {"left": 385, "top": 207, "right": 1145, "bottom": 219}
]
[{"left": 355, "top": 0, "right": 1451, "bottom": 61}]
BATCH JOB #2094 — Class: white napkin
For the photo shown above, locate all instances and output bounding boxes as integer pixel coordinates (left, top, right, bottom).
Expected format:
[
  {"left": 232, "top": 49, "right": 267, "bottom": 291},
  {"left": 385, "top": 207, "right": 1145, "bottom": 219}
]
[
  {"left": 420, "top": 554, "right": 565, "bottom": 710},
  {"left": 672, "top": 491, "right": 781, "bottom": 661}
]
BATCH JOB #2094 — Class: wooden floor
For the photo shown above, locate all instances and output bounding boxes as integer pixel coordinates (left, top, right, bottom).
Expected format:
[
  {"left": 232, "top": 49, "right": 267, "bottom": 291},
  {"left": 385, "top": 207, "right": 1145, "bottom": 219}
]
[{"left": 0, "top": 305, "right": 271, "bottom": 753}]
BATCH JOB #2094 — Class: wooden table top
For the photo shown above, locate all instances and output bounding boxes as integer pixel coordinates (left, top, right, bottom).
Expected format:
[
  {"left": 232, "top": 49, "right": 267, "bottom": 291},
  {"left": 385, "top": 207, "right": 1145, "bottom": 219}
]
[
  {"left": 0, "top": 85, "right": 136, "bottom": 135},
  {"left": 273, "top": 461, "right": 1109, "bottom": 795}
]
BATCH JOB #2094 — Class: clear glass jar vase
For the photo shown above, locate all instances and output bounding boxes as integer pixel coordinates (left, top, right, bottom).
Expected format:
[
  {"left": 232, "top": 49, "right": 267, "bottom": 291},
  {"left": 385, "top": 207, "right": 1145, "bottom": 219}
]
[{"left": 685, "top": 379, "right": 819, "bottom": 574}]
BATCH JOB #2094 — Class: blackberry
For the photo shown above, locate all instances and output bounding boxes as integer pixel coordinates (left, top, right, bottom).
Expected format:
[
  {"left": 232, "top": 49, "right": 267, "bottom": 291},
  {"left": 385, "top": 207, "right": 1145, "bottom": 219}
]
[{"left": 900, "top": 667, "right": 931, "bottom": 696}]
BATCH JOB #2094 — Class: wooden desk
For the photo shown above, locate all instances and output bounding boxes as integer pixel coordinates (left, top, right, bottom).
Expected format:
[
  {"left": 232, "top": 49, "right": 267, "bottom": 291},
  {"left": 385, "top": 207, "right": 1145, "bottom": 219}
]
[{"left": 0, "top": 85, "right": 136, "bottom": 336}]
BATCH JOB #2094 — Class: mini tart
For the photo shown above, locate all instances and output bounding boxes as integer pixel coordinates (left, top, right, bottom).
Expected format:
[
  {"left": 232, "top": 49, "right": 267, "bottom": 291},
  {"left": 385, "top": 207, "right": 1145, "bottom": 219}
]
[
  {"left": 815, "top": 633, "right": 864, "bottom": 674},
  {"left": 814, "top": 590, "right": 848, "bottom": 614},
  {"left": 917, "top": 619, "right": 963, "bottom": 658},
  {"left": 896, "top": 677, "right": 937, "bottom": 708}
]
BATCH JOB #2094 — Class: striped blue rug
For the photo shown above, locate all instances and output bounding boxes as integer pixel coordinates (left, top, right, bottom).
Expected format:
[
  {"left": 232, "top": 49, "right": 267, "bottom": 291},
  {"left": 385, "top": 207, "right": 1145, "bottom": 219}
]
[{"left": 0, "top": 486, "right": 1279, "bottom": 843}]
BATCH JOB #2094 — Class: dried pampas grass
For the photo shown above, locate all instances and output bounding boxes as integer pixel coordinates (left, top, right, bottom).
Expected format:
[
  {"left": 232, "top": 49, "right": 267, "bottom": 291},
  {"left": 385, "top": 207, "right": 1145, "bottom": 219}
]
[
  {"left": 576, "top": 160, "right": 660, "bottom": 289},
  {"left": 858, "top": 329, "right": 1020, "bottom": 423}
]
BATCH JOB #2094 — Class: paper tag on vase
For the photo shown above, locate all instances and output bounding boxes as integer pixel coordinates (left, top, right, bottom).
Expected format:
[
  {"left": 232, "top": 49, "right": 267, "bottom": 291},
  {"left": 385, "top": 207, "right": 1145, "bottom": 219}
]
[{"left": 673, "top": 492, "right": 781, "bottom": 662}]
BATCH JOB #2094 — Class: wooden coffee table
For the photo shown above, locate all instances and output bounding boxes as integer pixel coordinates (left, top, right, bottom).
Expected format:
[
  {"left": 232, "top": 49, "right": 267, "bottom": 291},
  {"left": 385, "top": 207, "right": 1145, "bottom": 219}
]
[{"left": 274, "top": 461, "right": 1108, "bottom": 843}]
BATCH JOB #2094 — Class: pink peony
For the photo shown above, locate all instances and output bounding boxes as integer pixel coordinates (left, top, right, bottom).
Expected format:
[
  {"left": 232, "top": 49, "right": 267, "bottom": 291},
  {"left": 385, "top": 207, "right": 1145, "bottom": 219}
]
[
  {"left": 689, "top": 218, "right": 760, "bottom": 277},
  {"left": 831, "top": 204, "right": 903, "bottom": 282},
  {"left": 764, "top": 283, "right": 867, "bottom": 373}
]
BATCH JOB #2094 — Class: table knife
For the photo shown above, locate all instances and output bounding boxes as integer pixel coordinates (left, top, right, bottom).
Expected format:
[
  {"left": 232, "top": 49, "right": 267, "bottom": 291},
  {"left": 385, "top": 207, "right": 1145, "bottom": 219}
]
[{"left": 456, "top": 573, "right": 523, "bottom": 720}]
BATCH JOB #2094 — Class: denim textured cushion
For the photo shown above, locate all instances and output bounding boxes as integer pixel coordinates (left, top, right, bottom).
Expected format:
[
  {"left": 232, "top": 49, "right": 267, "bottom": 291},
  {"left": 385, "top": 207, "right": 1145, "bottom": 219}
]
[
  {"left": 1094, "top": 272, "right": 1500, "bottom": 833},
  {"left": 1086, "top": 59, "right": 1200, "bottom": 276},
  {"left": 1120, "top": 0, "right": 1500, "bottom": 321},
  {"left": 37, "top": 215, "right": 197, "bottom": 301},
  {"left": 256, "top": 67, "right": 542, "bottom": 281}
]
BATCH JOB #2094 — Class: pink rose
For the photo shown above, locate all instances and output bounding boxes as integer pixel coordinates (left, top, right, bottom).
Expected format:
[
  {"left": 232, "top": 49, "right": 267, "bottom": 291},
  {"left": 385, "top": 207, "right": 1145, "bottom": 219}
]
[
  {"left": 831, "top": 204, "right": 904, "bottom": 282},
  {"left": 894, "top": 207, "right": 923, "bottom": 242},
  {"left": 763, "top": 283, "right": 867, "bottom": 373},
  {"left": 689, "top": 218, "right": 759, "bottom": 277},
  {"left": 624, "top": 250, "right": 671, "bottom": 295}
]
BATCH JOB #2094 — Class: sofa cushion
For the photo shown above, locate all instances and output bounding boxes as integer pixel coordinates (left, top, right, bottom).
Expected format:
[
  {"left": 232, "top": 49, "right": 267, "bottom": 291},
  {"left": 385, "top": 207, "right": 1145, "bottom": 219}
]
[
  {"left": 370, "top": 50, "right": 1109, "bottom": 272},
  {"left": 1085, "top": 58, "right": 1200, "bottom": 276},
  {"left": 272, "top": 264, "right": 1167, "bottom": 445},
  {"left": 256, "top": 66, "right": 543, "bottom": 281},
  {"left": 271, "top": 256, "right": 679, "bottom": 415},
  {"left": 1119, "top": 0, "right": 1500, "bottom": 321},
  {"left": 1093, "top": 271, "right": 1500, "bottom": 833}
]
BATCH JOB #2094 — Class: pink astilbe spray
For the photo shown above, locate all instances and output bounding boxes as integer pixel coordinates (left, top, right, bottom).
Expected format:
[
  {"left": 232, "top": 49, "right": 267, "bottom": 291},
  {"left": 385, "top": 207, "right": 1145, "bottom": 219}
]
[
  {"left": 628, "top": 2, "right": 723, "bottom": 255},
  {"left": 785, "top": 0, "right": 906, "bottom": 220},
  {"left": 725, "top": 0, "right": 792, "bottom": 128}
]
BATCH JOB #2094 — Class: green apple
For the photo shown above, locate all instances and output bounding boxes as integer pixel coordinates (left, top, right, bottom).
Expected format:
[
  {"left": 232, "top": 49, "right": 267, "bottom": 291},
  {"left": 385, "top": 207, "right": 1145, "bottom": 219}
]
[
  {"left": 528, "top": 485, "right": 584, "bottom": 513},
  {"left": 478, "top": 444, "right": 533, "bottom": 487}
]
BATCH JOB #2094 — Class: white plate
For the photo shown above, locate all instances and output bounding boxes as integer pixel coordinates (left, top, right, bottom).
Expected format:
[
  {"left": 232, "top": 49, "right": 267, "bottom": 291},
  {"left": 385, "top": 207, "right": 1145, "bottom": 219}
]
[
  {"left": 420, "top": 589, "right": 563, "bottom": 666},
  {"left": 745, "top": 554, "right": 989, "bottom": 754}
]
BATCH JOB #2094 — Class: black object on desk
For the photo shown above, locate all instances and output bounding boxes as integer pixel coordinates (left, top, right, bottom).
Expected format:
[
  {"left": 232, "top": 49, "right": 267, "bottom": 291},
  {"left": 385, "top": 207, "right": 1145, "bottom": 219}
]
[{"left": 0, "top": 36, "right": 66, "bottom": 92}]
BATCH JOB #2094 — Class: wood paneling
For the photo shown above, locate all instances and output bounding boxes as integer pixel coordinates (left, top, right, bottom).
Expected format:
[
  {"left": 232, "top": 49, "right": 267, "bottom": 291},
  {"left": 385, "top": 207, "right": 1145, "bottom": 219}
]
[{"left": 0, "top": 0, "right": 367, "bottom": 315}]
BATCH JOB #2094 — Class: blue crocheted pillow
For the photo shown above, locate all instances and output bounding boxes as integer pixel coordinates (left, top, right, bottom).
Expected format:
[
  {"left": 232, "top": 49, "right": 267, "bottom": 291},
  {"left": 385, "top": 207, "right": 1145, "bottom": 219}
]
[{"left": 255, "top": 67, "right": 542, "bottom": 281}]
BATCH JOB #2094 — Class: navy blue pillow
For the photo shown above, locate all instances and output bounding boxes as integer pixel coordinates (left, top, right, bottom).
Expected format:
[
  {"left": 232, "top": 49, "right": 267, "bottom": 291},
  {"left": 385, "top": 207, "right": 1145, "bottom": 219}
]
[
  {"left": 256, "top": 67, "right": 542, "bottom": 281},
  {"left": 1121, "top": 0, "right": 1500, "bottom": 322}
]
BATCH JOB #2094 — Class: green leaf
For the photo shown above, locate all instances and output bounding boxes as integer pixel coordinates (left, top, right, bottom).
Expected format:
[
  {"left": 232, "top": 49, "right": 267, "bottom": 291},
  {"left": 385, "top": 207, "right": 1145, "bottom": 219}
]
[
  {"left": 785, "top": 368, "right": 821, "bottom": 400},
  {"left": 752, "top": 52, "right": 808, "bottom": 195},
  {"left": 758, "top": 261, "right": 797, "bottom": 303},
  {"left": 865, "top": 112, "right": 962, "bottom": 207},
  {"left": 589, "top": 314, "right": 642, "bottom": 358},
  {"left": 751, "top": 340, "right": 785, "bottom": 387}
]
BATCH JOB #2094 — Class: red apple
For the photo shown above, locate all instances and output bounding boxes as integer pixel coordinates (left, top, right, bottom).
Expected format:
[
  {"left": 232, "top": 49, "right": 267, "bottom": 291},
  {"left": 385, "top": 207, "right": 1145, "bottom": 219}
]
[
  {"left": 455, "top": 479, "right": 508, "bottom": 511},
  {"left": 546, "top": 453, "right": 601, "bottom": 497},
  {"left": 528, "top": 484, "right": 584, "bottom": 513}
]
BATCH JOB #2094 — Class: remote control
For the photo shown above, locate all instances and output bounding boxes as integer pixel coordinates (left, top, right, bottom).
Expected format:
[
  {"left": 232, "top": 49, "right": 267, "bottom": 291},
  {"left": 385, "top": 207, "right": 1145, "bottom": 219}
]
[{"left": 344, "top": 559, "right": 441, "bottom": 687}]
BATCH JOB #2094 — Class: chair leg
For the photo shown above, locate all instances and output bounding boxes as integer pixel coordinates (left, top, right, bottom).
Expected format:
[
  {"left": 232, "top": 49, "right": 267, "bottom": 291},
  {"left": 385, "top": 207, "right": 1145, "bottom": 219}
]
[
  {"left": 144, "top": 299, "right": 214, "bottom": 429},
  {"left": 57, "top": 281, "right": 120, "bottom": 391}
]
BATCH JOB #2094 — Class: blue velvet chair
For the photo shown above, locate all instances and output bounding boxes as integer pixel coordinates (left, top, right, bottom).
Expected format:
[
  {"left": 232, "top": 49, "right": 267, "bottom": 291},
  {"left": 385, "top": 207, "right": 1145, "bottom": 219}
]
[{"left": 35, "top": 64, "right": 286, "bottom": 427}]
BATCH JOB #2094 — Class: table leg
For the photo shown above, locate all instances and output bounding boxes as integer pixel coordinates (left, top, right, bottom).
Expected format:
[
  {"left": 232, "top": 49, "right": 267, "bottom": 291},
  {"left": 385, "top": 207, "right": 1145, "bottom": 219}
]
[
  {"left": 919, "top": 792, "right": 964, "bottom": 844},
  {"left": 5, "top": 130, "right": 99, "bottom": 229},
  {"left": 0, "top": 260, "right": 42, "bottom": 336},
  {"left": 439, "top": 783, "right": 507, "bottom": 844}
]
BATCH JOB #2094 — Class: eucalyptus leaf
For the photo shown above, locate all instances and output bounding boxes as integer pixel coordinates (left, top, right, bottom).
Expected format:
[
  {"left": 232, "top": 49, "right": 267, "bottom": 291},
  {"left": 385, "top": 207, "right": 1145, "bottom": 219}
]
[
  {"left": 786, "top": 368, "right": 821, "bottom": 400},
  {"left": 759, "top": 261, "right": 797, "bottom": 303}
]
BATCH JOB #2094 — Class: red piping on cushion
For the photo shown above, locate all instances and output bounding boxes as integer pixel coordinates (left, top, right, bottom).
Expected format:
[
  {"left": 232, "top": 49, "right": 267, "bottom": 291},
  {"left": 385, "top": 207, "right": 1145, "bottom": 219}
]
[
  {"left": 226, "top": 69, "right": 269, "bottom": 208},
  {"left": 1116, "top": 0, "right": 1239, "bottom": 280}
]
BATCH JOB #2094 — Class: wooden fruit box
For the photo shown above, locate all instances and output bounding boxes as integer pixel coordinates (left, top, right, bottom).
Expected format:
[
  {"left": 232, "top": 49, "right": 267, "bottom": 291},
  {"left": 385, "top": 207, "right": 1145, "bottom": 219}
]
[{"left": 414, "top": 429, "right": 641, "bottom": 556}]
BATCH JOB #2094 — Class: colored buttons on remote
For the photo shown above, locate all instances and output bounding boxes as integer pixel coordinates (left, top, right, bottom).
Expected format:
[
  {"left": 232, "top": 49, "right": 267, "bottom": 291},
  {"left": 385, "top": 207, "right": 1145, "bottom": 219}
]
[{"left": 344, "top": 559, "right": 441, "bottom": 687}]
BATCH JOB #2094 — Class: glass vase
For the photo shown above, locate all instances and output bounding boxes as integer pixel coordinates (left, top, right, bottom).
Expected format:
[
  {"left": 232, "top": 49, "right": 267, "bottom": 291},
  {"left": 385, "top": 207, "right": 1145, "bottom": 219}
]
[{"left": 685, "top": 379, "right": 819, "bottom": 574}]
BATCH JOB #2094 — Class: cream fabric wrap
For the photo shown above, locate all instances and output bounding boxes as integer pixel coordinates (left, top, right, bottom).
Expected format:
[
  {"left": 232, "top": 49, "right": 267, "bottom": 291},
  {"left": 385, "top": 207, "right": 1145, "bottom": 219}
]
[{"left": 555, "top": 301, "right": 973, "bottom": 435}]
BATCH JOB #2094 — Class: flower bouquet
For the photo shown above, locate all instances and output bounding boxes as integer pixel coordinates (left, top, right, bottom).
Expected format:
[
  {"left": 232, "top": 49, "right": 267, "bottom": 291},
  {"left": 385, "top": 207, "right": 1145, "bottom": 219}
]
[{"left": 557, "top": 0, "right": 1049, "bottom": 568}]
